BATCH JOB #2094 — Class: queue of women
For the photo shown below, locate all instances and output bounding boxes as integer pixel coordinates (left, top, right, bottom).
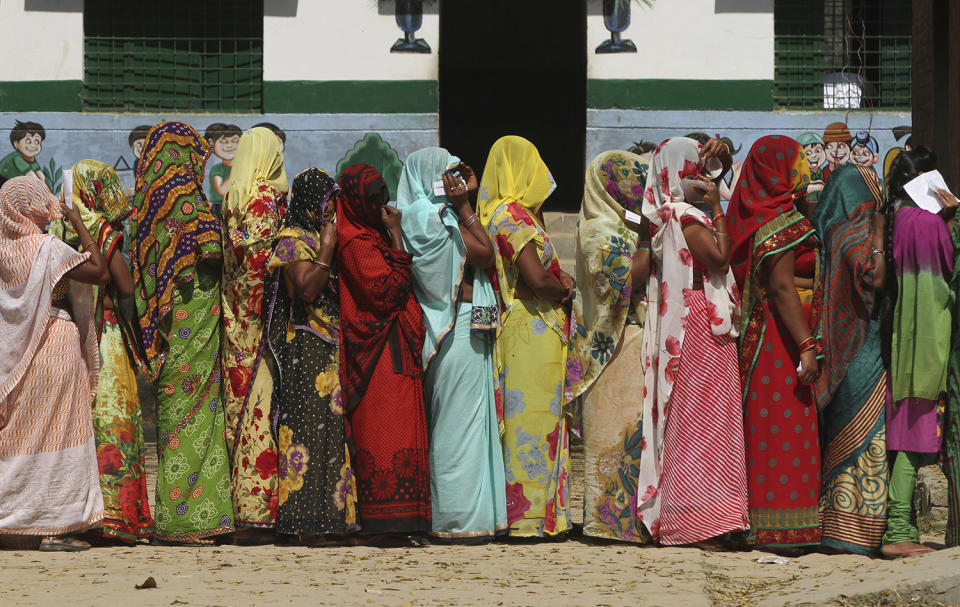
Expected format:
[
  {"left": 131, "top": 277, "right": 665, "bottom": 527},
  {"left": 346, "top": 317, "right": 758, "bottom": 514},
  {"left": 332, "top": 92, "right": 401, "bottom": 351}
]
[{"left": 2, "top": 120, "right": 959, "bottom": 560}]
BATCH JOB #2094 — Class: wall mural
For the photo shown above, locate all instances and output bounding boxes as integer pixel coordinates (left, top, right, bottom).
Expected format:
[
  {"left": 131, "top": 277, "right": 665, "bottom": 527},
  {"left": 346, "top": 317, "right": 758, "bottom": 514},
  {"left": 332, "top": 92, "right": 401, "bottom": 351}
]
[
  {"left": 389, "top": 0, "right": 431, "bottom": 53},
  {"left": 596, "top": 0, "right": 655, "bottom": 53}
]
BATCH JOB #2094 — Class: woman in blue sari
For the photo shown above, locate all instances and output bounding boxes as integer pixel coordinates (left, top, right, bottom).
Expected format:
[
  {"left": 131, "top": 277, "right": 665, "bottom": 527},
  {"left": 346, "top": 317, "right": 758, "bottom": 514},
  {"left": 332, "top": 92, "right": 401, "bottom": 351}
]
[{"left": 396, "top": 147, "right": 507, "bottom": 541}]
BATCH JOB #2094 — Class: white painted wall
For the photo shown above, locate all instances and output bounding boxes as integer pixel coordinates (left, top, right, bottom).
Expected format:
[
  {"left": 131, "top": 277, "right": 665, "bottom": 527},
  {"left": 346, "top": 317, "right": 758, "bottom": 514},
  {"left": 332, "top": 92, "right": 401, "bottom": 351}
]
[
  {"left": 587, "top": 0, "right": 774, "bottom": 80},
  {"left": 264, "top": 1, "right": 439, "bottom": 81},
  {"left": 0, "top": 2, "right": 83, "bottom": 80}
]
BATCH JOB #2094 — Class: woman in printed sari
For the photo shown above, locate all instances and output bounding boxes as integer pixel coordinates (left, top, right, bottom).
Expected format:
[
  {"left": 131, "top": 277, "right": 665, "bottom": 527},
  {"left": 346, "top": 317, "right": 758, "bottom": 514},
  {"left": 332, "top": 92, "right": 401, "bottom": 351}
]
[
  {"left": 884, "top": 147, "right": 953, "bottom": 557},
  {"left": 130, "top": 121, "right": 234, "bottom": 545},
  {"left": 726, "top": 135, "right": 820, "bottom": 552},
  {"left": 565, "top": 149, "right": 650, "bottom": 543},
  {"left": 811, "top": 164, "right": 889, "bottom": 555},
  {"left": 479, "top": 135, "right": 573, "bottom": 537},
  {"left": 396, "top": 148, "right": 506, "bottom": 542},
  {"left": 636, "top": 137, "right": 747, "bottom": 546},
  {"left": 221, "top": 127, "right": 288, "bottom": 538},
  {"left": 49, "top": 160, "right": 155, "bottom": 543},
  {"left": 0, "top": 176, "right": 107, "bottom": 551},
  {"left": 944, "top": 163, "right": 960, "bottom": 550},
  {"left": 264, "top": 168, "right": 358, "bottom": 544},
  {"left": 337, "top": 163, "right": 431, "bottom": 541}
]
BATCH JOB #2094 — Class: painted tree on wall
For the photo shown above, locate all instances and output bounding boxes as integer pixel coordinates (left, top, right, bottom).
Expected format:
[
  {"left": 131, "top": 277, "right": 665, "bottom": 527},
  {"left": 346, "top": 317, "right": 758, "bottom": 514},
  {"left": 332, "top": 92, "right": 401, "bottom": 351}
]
[{"left": 336, "top": 133, "right": 405, "bottom": 201}]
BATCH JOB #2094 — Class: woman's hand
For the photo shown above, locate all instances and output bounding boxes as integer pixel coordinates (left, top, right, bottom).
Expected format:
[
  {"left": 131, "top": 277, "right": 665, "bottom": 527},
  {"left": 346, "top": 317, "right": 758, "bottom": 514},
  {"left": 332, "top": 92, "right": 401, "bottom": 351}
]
[
  {"left": 935, "top": 188, "right": 959, "bottom": 211},
  {"left": 798, "top": 349, "right": 819, "bottom": 385},
  {"left": 699, "top": 138, "right": 733, "bottom": 177},
  {"left": 558, "top": 270, "right": 574, "bottom": 305},
  {"left": 457, "top": 162, "right": 479, "bottom": 194},
  {"left": 319, "top": 217, "right": 337, "bottom": 252},
  {"left": 380, "top": 205, "right": 403, "bottom": 232},
  {"left": 59, "top": 198, "right": 82, "bottom": 225},
  {"left": 696, "top": 176, "right": 723, "bottom": 214},
  {"left": 443, "top": 172, "right": 469, "bottom": 207}
]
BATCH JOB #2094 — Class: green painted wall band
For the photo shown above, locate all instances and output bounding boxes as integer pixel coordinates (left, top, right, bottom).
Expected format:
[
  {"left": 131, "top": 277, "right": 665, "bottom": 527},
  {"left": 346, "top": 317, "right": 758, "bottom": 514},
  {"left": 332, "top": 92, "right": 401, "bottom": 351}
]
[
  {"left": 587, "top": 79, "right": 775, "bottom": 111},
  {"left": 0, "top": 81, "right": 82, "bottom": 112},
  {"left": 263, "top": 80, "right": 439, "bottom": 114}
]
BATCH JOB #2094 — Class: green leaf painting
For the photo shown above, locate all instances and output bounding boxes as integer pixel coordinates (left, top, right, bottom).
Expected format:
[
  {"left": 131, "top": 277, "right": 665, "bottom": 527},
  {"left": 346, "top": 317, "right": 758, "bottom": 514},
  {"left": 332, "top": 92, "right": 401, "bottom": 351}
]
[
  {"left": 42, "top": 157, "right": 62, "bottom": 195},
  {"left": 336, "top": 133, "right": 404, "bottom": 202}
]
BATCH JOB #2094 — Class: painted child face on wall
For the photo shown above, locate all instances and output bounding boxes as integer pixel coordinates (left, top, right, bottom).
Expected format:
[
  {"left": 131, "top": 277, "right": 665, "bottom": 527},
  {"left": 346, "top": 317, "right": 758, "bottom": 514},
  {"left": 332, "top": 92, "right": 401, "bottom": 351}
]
[
  {"left": 803, "top": 144, "right": 825, "bottom": 170},
  {"left": 825, "top": 141, "right": 851, "bottom": 166},
  {"left": 132, "top": 138, "right": 146, "bottom": 159},
  {"left": 851, "top": 144, "right": 878, "bottom": 167},
  {"left": 15, "top": 133, "right": 42, "bottom": 158},
  {"left": 214, "top": 135, "right": 240, "bottom": 162}
]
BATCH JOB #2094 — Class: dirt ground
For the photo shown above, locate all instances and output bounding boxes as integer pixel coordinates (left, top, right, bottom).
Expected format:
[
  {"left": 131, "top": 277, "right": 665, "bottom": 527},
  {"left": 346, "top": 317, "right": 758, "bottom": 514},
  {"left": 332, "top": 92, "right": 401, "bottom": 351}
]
[{"left": 2, "top": 434, "right": 958, "bottom": 607}]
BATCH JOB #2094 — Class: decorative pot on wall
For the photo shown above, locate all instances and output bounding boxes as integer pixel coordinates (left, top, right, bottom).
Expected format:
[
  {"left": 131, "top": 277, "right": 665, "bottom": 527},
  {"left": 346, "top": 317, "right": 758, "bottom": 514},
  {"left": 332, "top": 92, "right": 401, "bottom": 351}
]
[
  {"left": 391, "top": 0, "right": 431, "bottom": 53},
  {"left": 596, "top": 0, "right": 637, "bottom": 53}
]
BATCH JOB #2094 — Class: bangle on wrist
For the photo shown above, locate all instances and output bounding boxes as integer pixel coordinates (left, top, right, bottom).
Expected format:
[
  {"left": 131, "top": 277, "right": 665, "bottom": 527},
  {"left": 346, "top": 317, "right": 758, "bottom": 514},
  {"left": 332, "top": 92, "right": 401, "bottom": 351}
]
[
  {"left": 460, "top": 214, "right": 479, "bottom": 228},
  {"left": 798, "top": 337, "right": 817, "bottom": 353},
  {"left": 314, "top": 259, "right": 332, "bottom": 271},
  {"left": 637, "top": 240, "right": 651, "bottom": 251},
  {"left": 871, "top": 248, "right": 885, "bottom": 257},
  {"left": 82, "top": 241, "right": 96, "bottom": 252}
]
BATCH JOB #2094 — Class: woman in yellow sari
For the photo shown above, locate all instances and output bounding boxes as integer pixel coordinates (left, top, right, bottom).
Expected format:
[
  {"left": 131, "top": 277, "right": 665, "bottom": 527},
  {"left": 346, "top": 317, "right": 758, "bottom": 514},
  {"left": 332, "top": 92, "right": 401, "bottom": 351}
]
[
  {"left": 49, "top": 160, "right": 155, "bottom": 543},
  {"left": 221, "top": 127, "right": 288, "bottom": 538},
  {"left": 479, "top": 136, "right": 574, "bottom": 537}
]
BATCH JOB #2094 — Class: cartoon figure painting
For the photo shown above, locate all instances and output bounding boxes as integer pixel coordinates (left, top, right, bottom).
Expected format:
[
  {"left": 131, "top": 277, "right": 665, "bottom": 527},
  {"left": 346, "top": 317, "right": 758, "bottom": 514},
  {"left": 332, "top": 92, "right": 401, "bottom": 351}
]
[
  {"left": 124, "top": 125, "right": 151, "bottom": 197},
  {"left": 204, "top": 123, "right": 241, "bottom": 216},
  {"left": 822, "top": 121, "right": 853, "bottom": 180},
  {"left": 251, "top": 122, "right": 287, "bottom": 152},
  {"left": 797, "top": 132, "right": 827, "bottom": 201},
  {"left": 0, "top": 121, "right": 46, "bottom": 183},
  {"left": 851, "top": 131, "right": 880, "bottom": 175}
]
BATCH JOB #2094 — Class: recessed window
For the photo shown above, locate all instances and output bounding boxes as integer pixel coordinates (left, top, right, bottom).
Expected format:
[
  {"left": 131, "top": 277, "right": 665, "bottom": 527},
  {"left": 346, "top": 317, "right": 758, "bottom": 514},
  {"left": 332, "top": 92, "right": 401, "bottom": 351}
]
[{"left": 83, "top": 0, "right": 264, "bottom": 112}]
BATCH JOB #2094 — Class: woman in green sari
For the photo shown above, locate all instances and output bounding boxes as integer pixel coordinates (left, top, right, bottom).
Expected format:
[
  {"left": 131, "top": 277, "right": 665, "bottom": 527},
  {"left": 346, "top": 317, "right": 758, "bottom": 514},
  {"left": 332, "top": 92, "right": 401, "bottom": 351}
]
[
  {"left": 812, "top": 164, "right": 889, "bottom": 555},
  {"left": 129, "top": 121, "right": 235, "bottom": 545}
]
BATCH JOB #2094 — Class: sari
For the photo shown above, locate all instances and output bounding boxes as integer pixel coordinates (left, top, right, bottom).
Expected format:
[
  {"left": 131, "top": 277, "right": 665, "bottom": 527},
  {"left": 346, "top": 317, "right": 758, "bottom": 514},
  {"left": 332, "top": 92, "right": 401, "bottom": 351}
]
[
  {"left": 479, "top": 136, "right": 571, "bottom": 537},
  {"left": 130, "top": 121, "right": 234, "bottom": 541},
  {"left": 885, "top": 200, "right": 953, "bottom": 546},
  {"left": 946, "top": 208, "right": 960, "bottom": 547},
  {"left": 726, "top": 135, "right": 822, "bottom": 547},
  {"left": 49, "top": 160, "right": 154, "bottom": 542},
  {"left": 812, "top": 164, "right": 888, "bottom": 555},
  {"left": 636, "top": 138, "right": 747, "bottom": 544},
  {"left": 397, "top": 147, "right": 506, "bottom": 540},
  {"left": 565, "top": 150, "right": 649, "bottom": 542},
  {"left": 337, "top": 163, "right": 431, "bottom": 535},
  {"left": 221, "top": 126, "right": 289, "bottom": 528},
  {"left": 264, "top": 168, "right": 357, "bottom": 536},
  {"left": 0, "top": 176, "right": 103, "bottom": 537}
]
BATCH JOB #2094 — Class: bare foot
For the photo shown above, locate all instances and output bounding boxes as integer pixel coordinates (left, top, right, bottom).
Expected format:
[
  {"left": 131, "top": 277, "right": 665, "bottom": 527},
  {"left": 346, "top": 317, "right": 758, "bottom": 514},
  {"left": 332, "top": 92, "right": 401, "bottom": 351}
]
[{"left": 882, "top": 541, "right": 934, "bottom": 558}]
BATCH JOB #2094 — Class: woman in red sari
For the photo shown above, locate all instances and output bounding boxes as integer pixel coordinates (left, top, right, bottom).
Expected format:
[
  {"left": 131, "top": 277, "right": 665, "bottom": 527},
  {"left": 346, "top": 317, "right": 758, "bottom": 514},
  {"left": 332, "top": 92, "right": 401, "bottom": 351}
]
[
  {"left": 336, "top": 164, "right": 431, "bottom": 541},
  {"left": 726, "top": 135, "right": 822, "bottom": 552}
]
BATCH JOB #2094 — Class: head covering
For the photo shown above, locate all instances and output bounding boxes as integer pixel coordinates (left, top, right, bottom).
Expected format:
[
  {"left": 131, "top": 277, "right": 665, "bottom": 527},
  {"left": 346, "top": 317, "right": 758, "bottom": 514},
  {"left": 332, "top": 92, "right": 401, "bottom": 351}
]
[
  {"left": 397, "top": 147, "right": 499, "bottom": 369},
  {"left": 823, "top": 122, "right": 853, "bottom": 143},
  {"left": 129, "top": 121, "right": 222, "bottom": 377},
  {"left": 725, "top": 135, "right": 812, "bottom": 285},
  {"left": 336, "top": 163, "right": 424, "bottom": 410},
  {"left": 224, "top": 126, "right": 288, "bottom": 221},
  {"left": 797, "top": 132, "right": 825, "bottom": 147},
  {"left": 285, "top": 167, "right": 339, "bottom": 233},
  {"left": 49, "top": 159, "right": 132, "bottom": 252},
  {"left": 564, "top": 150, "right": 646, "bottom": 403},
  {"left": 337, "top": 163, "right": 387, "bottom": 247},
  {"left": 0, "top": 176, "right": 97, "bottom": 400},
  {"left": 636, "top": 138, "right": 741, "bottom": 534},
  {"left": 476, "top": 135, "right": 554, "bottom": 229},
  {"left": 811, "top": 164, "right": 884, "bottom": 406}
]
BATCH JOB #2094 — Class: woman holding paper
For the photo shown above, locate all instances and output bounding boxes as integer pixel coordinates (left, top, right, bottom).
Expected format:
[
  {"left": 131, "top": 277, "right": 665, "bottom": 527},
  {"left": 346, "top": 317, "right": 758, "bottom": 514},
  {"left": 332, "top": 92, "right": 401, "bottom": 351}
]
[
  {"left": 396, "top": 148, "right": 506, "bottom": 542},
  {"left": 726, "top": 135, "right": 822, "bottom": 552},
  {"left": 0, "top": 176, "right": 109, "bottom": 550},
  {"left": 883, "top": 146, "right": 953, "bottom": 557},
  {"left": 635, "top": 137, "right": 748, "bottom": 547},
  {"left": 49, "top": 161, "right": 155, "bottom": 544}
]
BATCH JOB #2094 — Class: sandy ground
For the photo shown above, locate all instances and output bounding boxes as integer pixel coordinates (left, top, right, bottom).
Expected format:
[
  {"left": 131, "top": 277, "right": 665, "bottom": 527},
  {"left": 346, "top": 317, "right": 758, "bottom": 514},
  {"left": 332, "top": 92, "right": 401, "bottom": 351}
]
[{"left": 2, "top": 435, "right": 958, "bottom": 607}]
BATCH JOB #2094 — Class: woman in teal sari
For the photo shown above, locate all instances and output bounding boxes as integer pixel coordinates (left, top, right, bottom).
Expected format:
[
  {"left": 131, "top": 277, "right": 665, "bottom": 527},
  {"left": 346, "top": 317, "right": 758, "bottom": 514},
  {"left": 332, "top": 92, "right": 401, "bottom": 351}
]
[
  {"left": 812, "top": 164, "right": 889, "bottom": 555},
  {"left": 396, "top": 147, "right": 507, "bottom": 541}
]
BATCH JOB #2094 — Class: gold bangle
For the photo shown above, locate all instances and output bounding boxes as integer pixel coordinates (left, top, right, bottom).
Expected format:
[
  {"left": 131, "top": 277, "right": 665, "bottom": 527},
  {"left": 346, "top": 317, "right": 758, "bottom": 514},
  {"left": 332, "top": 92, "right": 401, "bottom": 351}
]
[{"left": 314, "top": 259, "right": 332, "bottom": 271}]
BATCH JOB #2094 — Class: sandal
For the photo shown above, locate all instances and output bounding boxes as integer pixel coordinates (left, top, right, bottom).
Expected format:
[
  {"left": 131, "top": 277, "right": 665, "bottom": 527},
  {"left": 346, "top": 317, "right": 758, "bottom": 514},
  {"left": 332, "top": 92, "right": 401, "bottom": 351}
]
[{"left": 39, "top": 536, "right": 91, "bottom": 552}]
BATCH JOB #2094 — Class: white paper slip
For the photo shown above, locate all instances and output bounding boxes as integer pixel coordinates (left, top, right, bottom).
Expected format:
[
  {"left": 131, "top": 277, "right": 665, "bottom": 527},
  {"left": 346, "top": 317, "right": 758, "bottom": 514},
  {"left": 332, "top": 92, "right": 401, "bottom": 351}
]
[
  {"left": 432, "top": 180, "right": 445, "bottom": 196},
  {"left": 623, "top": 210, "right": 644, "bottom": 225},
  {"left": 904, "top": 170, "right": 956, "bottom": 214},
  {"left": 62, "top": 169, "right": 73, "bottom": 209}
]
